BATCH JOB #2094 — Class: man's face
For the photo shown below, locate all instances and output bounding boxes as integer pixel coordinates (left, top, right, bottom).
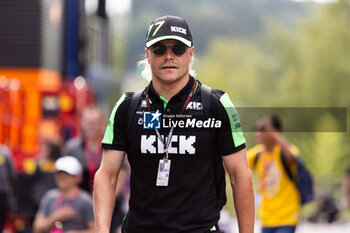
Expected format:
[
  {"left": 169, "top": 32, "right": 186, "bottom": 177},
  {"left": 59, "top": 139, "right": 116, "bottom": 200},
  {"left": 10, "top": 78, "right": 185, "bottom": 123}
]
[
  {"left": 145, "top": 39, "right": 194, "bottom": 85},
  {"left": 55, "top": 171, "right": 81, "bottom": 191},
  {"left": 81, "top": 109, "right": 105, "bottom": 139},
  {"left": 254, "top": 117, "right": 275, "bottom": 145}
]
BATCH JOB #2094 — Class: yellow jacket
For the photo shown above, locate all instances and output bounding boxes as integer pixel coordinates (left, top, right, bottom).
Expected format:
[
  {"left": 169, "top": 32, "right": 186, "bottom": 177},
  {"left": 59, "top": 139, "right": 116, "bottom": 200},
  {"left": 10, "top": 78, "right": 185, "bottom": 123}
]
[{"left": 247, "top": 144, "right": 300, "bottom": 227}]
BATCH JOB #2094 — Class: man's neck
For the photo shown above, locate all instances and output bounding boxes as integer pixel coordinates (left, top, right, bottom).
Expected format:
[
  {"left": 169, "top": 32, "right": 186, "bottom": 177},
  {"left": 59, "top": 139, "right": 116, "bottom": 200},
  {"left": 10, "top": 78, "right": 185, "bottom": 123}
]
[
  {"left": 85, "top": 137, "right": 101, "bottom": 151},
  {"left": 264, "top": 143, "right": 276, "bottom": 152},
  {"left": 61, "top": 186, "right": 79, "bottom": 199},
  {"left": 152, "top": 75, "right": 190, "bottom": 102}
]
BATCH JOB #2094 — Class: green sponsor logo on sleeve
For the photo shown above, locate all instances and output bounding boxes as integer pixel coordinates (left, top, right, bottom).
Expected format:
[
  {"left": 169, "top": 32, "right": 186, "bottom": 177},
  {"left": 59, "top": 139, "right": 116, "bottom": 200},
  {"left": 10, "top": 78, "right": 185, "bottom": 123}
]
[
  {"left": 219, "top": 93, "right": 245, "bottom": 147},
  {"left": 102, "top": 94, "right": 126, "bottom": 145}
]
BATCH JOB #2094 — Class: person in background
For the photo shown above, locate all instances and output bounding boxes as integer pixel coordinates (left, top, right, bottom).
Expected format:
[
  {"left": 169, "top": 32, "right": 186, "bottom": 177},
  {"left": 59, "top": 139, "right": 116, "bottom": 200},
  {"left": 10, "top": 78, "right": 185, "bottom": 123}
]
[
  {"left": 21, "top": 141, "right": 63, "bottom": 232},
  {"left": 33, "top": 155, "right": 94, "bottom": 233},
  {"left": 33, "top": 141, "right": 62, "bottom": 212},
  {"left": 308, "top": 194, "right": 339, "bottom": 223},
  {"left": 65, "top": 106, "right": 129, "bottom": 233},
  {"left": 0, "top": 145, "right": 16, "bottom": 232},
  {"left": 65, "top": 106, "right": 106, "bottom": 193},
  {"left": 247, "top": 115, "right": 300, "bottom": 233}
]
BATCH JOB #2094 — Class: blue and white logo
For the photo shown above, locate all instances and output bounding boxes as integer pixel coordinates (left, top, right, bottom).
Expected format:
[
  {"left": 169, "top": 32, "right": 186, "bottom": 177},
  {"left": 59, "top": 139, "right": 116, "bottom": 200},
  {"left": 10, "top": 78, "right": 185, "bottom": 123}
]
[{"left": 143, "top": 110, "right": 161, "bottom": 129}]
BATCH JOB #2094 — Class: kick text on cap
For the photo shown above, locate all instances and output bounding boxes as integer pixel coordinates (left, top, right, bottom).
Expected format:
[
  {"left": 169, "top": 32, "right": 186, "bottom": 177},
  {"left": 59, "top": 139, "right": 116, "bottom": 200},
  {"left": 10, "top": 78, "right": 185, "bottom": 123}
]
[{"left": 171, "top": 26, "right": 187, "bottom": 35}]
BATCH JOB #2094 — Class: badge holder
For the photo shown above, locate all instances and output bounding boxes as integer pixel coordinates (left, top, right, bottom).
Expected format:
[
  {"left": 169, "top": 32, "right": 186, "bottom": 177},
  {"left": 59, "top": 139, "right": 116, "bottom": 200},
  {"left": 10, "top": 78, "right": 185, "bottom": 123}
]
[{"left": 156, "top": 158, "right": 171, "bottom": 186}]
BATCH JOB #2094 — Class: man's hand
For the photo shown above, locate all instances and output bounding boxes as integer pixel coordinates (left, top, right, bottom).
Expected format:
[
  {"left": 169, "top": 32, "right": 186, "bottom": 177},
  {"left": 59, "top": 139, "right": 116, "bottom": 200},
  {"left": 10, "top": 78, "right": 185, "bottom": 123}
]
[
  {"left": 33, "top": 207, "right": 76, "bottom": 233},
  {"left": 52, "top": 207, "right": 76, "bottom": 222}
]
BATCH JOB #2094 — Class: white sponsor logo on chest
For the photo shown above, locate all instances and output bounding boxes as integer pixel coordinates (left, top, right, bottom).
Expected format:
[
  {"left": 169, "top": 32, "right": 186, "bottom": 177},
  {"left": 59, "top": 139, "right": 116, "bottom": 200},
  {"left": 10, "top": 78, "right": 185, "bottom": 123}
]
[
  {"left": 186, "top": 101, "right": 203, "bottom": 110},
  {"left": 141, "top": 135, "right": 196, "bottom": 154}
]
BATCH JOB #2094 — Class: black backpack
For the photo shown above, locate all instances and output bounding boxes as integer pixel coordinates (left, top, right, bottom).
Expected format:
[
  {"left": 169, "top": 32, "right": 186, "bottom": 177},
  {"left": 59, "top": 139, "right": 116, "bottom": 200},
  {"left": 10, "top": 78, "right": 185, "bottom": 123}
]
[
  {"left": 253, "top": 151, "right": 314, "bottom": 204},
  {"left": 127, "top": 84, "right": 227, "bottom": 210}
]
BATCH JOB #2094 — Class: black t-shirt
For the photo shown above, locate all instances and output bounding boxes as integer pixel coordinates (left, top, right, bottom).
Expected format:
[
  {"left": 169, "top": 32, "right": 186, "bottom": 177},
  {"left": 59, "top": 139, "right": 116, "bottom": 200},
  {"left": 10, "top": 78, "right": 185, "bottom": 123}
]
[{"left": 102, "top": 76, "right": 246, "bottom": 233}]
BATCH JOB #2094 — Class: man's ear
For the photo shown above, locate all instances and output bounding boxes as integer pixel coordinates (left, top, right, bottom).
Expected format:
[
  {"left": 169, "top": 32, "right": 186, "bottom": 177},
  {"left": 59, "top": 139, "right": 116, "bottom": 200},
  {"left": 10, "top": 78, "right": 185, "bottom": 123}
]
[
  {"left": 145, "top": 48, "right": 150, "bottom": 63},
  {"left": 189, "top": 46, "right": 194, "bottom": 57}
]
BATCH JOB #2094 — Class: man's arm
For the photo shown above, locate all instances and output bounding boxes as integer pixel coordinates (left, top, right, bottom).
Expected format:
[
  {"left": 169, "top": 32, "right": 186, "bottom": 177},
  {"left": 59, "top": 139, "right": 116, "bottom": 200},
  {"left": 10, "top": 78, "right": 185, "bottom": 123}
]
[
  {"left": 33, "top": 207, "right": 76, "bottom": 233},
  {"left": 115, "top": 167, "right": 128, "bottom": 197},
  {"left": 66, "top": 221, "right": 94, "bottom": 233},
  {"left": 93, "top": 149, "right": 126, "bottom": 233},
  {"left": 270, "top": 131, "right": 297, "bottom": 163},
  {"left": 341, "top": 175, "right": 350, "bottom": 209},
  {"left": 263, "top": 121, "right": 296, "bottom": 163},
  {"left": 222, "top": 149, "right": 255, "bottom": 233}
]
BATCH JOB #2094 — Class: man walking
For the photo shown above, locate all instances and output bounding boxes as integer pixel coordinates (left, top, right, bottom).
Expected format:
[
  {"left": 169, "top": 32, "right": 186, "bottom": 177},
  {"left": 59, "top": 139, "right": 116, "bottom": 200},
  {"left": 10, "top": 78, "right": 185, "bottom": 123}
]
[
  {"left": 94, "top": 15, "right": 255, "bottom": 233},
  {"left": 66, "top": 106, "right": 128, "bottom": 233}
]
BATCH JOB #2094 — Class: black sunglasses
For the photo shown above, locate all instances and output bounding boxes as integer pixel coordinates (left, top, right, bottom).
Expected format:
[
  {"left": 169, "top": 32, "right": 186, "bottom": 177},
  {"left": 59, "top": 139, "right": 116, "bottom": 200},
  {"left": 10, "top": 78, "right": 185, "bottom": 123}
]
[{"left": 150, "top": 43, "right": 188, "bottom": 56}]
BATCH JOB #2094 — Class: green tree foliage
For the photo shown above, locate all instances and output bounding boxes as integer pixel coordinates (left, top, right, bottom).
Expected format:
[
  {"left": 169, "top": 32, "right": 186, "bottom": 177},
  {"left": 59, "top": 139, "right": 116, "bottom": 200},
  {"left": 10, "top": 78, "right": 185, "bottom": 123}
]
[
  {"left": 300, "top": 114, "right": 348, "bottom": 196},
  {"left": 196, "top": 0, "right": 350, "bottom": 199},
  {"left": 300, "top": 1, "right": 350, "bottom": 107},
  {"left": 196, "top": 38, "right": 280, "bottom": 106},
  {"left": 126, "top": 0, "right": 311, "bottom": 70},
  {"left": 274, "top": 0, "right": 350, "bottom": 107},
  {"left": 275, "top": 1, "right": 350, "bottom": 190}
]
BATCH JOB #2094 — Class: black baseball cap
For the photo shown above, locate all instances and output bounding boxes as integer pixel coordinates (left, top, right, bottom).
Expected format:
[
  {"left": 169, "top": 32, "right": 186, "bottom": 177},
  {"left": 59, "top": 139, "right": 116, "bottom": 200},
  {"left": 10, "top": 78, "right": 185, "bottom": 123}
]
[{"left": 145, "top": 15, "right": 193, "bottom": 48}]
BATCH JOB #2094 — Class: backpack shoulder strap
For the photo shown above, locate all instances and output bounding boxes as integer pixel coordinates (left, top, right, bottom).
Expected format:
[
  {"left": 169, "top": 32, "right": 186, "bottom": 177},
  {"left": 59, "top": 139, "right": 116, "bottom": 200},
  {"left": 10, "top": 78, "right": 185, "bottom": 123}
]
[
  {"left": 201, "top": 84, "right": 227, "bottom": 209},
  {"left": 200, "top": 84, "right": 213, "bottom": 118},
  {"left": 127, "top": 89, "right": 144, "bottom": 132},
  {"left": 253, "top": 152, "right": 261, "bottom": 169},
  {"left": 253, "top": 150, "right": 295, "bottom": 181},
  {"left": 280, "top": 152, "right": 296, "bottom": 182}
]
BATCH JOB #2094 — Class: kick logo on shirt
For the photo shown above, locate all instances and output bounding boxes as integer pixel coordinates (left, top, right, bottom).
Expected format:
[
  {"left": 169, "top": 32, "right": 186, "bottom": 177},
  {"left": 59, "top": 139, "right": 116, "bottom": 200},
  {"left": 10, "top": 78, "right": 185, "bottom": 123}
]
[
  {"left": 141, "top": 135, "right": 196, "bottom": 154},
  {"left": 143, "top": 110, "right": 161, "bottom": 129}
]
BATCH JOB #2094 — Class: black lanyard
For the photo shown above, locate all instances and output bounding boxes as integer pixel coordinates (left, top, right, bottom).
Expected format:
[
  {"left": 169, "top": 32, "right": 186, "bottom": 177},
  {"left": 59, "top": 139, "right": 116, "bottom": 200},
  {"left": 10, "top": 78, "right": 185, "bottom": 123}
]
[{"left": 145, "top": 80, "right": 197, "bottom": 160}]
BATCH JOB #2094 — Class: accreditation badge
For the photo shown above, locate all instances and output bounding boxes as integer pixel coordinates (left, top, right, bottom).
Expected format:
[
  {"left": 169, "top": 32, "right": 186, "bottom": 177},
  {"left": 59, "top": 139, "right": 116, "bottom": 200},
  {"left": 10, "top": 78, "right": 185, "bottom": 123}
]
[{"left": 156, "top": 159, "right": 171, "bottom": 186}]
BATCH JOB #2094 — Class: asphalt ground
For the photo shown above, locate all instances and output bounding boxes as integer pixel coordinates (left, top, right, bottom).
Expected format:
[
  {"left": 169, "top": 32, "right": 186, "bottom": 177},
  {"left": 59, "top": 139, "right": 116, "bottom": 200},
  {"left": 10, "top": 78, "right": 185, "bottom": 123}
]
[
  {"left": 222, "top": 218, "right": 350, "bottom": 233},
  {"left": 295, "top": 221, "right": 350, "bottom": 233}
]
